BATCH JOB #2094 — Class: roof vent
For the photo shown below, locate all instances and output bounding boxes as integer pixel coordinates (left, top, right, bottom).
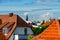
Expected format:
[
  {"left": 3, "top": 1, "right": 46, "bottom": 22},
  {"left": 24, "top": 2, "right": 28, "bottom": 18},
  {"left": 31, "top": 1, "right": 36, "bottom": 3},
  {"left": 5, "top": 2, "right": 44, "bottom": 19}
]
[
  {"left": 0, "top": 19, "right": 2, "bottom": 25},
  {"left": 9, "top": 13, "right": 13, "bottom": 17}
]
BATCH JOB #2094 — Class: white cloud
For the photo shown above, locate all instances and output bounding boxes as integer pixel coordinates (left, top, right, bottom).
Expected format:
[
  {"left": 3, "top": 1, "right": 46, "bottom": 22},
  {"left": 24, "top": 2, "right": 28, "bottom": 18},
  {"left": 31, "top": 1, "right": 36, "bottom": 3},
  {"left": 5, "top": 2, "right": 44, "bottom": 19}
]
[
  {"left": 40, "top": 12, "right": 53, "bottom": 21},
  {"left": 24, "top": 12, "right": 29, "bottom": 16},
  {"left": 58, "top": 17, "right": 60, "bottom": 19},
  {"left": 44, "top": 12, "right": 50, "bottom": 16},
  {"left": 41, "top": 12, "right": 50, "bottom": 18},
  {"left": 34, "top": 0, "right": 60, "bottom": 5}
]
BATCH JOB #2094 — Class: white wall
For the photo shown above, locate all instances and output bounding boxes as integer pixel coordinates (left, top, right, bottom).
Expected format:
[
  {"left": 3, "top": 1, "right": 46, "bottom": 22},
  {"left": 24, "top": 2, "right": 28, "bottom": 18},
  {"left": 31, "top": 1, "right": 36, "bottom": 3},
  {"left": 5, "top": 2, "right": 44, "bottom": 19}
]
[
  {"left": 13, "top": 27, "right": 34, "bottom": 35},
  {"left": 13, "top": 27, "right": 34, "bottom": 40},
  {"left": 13, "top": 27, "right": 24, "bottom": 34},
  {"left": 27, "top": 28, "right": 34, "bottom": 34},
  {"left": 15, "top": 35, "right": 18, "bottom": 40},
  {"left": 9, "top": 34, "right": 14, "bottom": 40}
]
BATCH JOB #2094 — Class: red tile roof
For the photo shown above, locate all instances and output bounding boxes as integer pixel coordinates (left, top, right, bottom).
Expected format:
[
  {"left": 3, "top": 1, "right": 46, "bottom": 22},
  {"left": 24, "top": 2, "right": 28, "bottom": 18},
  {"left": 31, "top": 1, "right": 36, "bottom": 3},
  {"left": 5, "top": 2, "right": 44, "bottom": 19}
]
[
  {"left": 0, "top": 30, "right": 6, "bottom": 40},
  {"left": 0, "top": 14, "right": 33, "bottom": 40},
  {"left": 4, "top": 22, "right": 15, "bottom": 28},
  {"left": 6, "top": 22, "right": 17, "bottom": 40},
  {"left": 41, "top": 19, "right": 54, "bottom": 26},
  {"left": 32, "top": 20, "right": 60, "bottom": 40},
  {"left": 0, "top": 22, "right": 8, "bottom": 28}
]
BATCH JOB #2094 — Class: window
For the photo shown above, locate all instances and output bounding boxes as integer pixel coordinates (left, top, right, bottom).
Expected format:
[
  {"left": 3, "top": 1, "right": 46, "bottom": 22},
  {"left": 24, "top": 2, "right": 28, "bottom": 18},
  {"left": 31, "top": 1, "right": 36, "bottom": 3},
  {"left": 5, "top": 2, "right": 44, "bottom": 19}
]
[
  {"left": 3, "top": 28, "right": 7, "bottom": 35},
  {"left": 24, "top": 28, "right": 27, "bottom": 35}
]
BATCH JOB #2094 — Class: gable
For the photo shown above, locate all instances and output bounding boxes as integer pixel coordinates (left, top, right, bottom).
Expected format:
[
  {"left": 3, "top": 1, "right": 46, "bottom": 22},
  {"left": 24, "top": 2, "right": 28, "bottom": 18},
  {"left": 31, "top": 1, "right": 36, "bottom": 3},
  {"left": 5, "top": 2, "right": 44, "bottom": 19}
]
[{"left": 17, "top": 15, "right": 33, "bottom": 28}]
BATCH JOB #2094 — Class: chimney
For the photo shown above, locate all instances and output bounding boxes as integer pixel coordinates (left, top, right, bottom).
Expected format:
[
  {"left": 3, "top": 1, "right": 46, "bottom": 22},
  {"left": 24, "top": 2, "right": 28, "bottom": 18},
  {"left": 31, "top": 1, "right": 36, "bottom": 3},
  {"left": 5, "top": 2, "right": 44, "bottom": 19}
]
[
  {"left": 26, "top": 15, "right": 28, "bottom": 21},
  {"left": 24, "top": 12, "right": 28, "bottom": 21},
  {"left": 0, "top": 19, "right": 2, "bottom": 25},
  {"left": 9, "top": 13, "right": 13, "bottom": 17}
]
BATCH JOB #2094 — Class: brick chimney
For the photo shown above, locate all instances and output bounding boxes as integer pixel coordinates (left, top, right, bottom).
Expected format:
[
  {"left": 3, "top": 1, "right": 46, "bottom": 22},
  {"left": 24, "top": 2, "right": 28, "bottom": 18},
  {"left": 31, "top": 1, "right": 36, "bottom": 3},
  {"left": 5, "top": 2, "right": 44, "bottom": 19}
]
[{"left": 9, "top": 13, "right": 13, "bottom": 17}]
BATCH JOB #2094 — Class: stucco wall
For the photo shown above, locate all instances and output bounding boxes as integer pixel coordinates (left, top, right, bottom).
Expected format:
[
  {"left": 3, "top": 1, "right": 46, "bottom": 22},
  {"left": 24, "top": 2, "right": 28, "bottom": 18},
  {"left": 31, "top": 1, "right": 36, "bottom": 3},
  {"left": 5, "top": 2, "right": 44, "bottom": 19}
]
[{"left": 13, "top": 27, "right": 34, "bottom": 35}]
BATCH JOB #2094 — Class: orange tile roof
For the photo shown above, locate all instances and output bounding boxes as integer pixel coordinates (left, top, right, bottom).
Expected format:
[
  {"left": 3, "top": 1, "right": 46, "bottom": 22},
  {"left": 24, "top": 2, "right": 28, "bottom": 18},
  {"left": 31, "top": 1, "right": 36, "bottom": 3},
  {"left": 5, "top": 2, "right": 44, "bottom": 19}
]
[
  {"left": 41, "top": 19, "right": 54, "bottom": 26},
  {"left": 0, "top": 30, "right": 6, "bottom": 40},
  {"left": 32, "top": 20, "right": 60, "bottom": 40},
  {"left": 0, "top": 14, "right": 34, "bottom": 40},
  {"left": 41, "top": 21, "right": 51, "bottom": 26},
  {"left": 0, "top": 15, "right": 17, "bottom": 23},
  {"left": 0, "top": 22, "right": 8, "bottom": 28},
  {"left": 4, "top": 22, "right": 15, "bottom": 28},
  {"left": 0, "top": 22, "right": 16, "bottom": 40},
  {"left": 6, "top": 22, "right": 17, "bottom": 40},
  {"left": 0, "top": 14, "right": 33, "bottom": 28}
]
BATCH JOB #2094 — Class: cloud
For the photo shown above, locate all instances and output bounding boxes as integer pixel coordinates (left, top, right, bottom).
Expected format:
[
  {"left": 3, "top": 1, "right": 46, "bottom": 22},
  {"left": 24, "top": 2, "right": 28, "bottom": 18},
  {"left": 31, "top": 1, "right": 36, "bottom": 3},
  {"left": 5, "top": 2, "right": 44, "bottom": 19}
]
[
  {"left": 45, "top": 12, "right": 50, "bottom": 16},
  {"left": 34, "top": 0, "right": 60, "bottom": 5},
  {"left": 40, "top": 12, "right": 53, "bottom": 21},
  {"left": 58, "top": 17, "right": 60, "bottom": 19},
  {"left": 41, "top": 12, "right": 50, "bottom": 18},
  {"left": 0, "top": 6, "right": 52, "bottom": 11}
]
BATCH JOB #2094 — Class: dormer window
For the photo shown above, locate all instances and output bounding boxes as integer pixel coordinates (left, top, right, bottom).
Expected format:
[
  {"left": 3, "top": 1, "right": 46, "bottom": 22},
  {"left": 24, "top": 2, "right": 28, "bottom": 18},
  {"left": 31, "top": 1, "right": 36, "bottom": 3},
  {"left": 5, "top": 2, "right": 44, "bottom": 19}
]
[{"left": 3, "top": 28, "right": 7, "bottom": 35}]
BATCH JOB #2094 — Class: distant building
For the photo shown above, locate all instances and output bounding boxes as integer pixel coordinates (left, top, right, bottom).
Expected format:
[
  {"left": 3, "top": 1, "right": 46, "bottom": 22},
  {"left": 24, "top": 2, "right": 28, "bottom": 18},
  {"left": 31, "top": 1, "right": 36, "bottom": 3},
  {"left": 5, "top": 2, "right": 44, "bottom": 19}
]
[{"left": 0, "top": 13, "right": 34, "bottom": 40}]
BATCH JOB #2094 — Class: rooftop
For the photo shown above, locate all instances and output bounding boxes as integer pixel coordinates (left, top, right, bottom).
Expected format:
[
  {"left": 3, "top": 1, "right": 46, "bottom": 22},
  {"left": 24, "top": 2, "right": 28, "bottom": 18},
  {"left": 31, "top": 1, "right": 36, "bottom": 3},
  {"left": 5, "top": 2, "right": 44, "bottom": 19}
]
[
  {"left": 0, "top": 13, "right": 33, "bottom": 40},
  {"left": 32, "top": 19, "right": 60, "bottom": 40}
]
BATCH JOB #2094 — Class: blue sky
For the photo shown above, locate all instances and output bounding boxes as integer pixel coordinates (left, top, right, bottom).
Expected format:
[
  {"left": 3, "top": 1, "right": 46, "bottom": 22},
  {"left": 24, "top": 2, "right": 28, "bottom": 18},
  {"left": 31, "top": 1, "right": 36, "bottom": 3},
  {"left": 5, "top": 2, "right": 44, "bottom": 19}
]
[{"left": 0, "top": 0, "right": 60, "bottom": 21}]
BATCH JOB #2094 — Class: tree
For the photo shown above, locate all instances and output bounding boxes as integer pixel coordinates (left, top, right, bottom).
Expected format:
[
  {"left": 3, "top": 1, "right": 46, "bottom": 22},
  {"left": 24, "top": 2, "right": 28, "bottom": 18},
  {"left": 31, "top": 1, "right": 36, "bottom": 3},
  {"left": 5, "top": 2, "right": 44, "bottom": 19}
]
[
  {"left": 28, "top": 34, "right": 33, "bottom": 40},
  {"left": 33, "top": 25, "right": 49, "bottom": 35}
]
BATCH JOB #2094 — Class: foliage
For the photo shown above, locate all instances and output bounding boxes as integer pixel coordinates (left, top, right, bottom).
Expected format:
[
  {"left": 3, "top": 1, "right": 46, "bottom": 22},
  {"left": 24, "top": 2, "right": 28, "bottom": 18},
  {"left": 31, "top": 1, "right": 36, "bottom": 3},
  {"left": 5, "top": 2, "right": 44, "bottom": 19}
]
[
  {"left": 33, "top": 25, "right": 49, "bottom": 35},
  {"left": 28, "top": 34, "right": 33, "bottom": 40}
]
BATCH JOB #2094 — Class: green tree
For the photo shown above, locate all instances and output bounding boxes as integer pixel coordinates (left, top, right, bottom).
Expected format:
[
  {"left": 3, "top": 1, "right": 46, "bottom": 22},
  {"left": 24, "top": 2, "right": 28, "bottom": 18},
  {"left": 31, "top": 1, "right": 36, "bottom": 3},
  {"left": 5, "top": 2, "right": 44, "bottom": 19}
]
[
  {"left": 33, "top": 25, "right": 49, "bottom": 35},
  {"left": 28, "top": 34, "right": 33, "bottom": 40}
]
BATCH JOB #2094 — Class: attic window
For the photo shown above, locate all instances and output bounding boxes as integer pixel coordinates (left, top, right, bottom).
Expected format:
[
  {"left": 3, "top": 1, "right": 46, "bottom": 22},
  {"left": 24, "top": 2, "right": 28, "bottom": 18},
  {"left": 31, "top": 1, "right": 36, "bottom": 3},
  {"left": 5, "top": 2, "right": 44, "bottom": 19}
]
[
  {"left": 0, "top": 19, "right": 2, "bottom": 25},
  {"left": 3, "top": 28, "right": 7, "bottom": 35},
  {"left": 9, "top": 13, "right": 13, "bottom": 17}
]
